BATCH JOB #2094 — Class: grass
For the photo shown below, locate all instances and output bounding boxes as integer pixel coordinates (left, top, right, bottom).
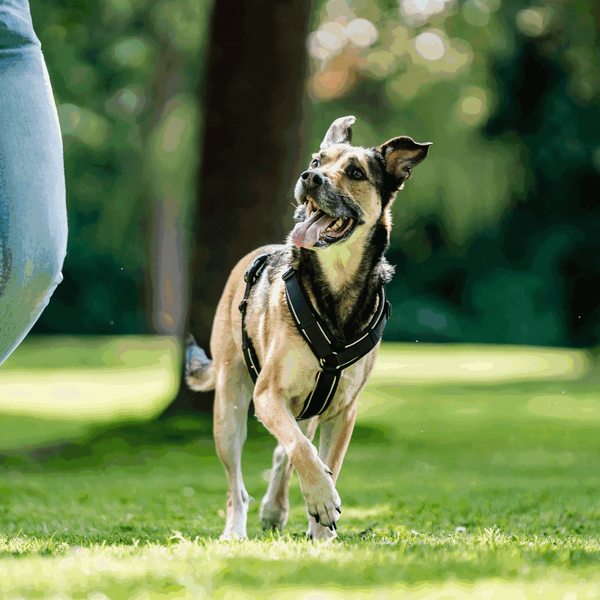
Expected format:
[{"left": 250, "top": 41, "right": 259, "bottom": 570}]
[
  {"left": 1, "top": 337, "right": 600, "bottom": 598},
  {"left": 0, "top": 335, "right": 179, "bottom": 450}
]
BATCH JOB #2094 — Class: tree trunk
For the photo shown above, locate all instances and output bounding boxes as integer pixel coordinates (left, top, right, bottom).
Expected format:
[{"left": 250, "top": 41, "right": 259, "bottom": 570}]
[
  {"left": 146, "top": 41, "right": 187, "bottom": 338},
  {"left": 163, "top": 0, "right": 313, "bottom": 414}
]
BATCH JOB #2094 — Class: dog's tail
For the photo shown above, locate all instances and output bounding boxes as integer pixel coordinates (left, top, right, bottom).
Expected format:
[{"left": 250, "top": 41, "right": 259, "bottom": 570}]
[{"left": 185, "top": 334, "right": 215, "bottom": 392}]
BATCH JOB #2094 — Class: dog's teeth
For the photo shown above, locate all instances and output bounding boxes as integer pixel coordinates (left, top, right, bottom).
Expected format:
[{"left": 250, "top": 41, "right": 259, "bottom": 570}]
[{"left": 327, "top": 218, "right": 344, "bottom": 233}]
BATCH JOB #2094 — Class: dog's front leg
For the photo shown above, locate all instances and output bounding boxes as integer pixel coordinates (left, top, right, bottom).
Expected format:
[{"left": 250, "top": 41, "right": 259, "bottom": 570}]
[
  {"left": 306, "top": 401, "right": 358, "bottom": 541},
  {"left": 254, "top": 380, "right": 341, "bottom": 531},
  {"left": 260, "top": 417, "right": 319, "bottom": 531}
]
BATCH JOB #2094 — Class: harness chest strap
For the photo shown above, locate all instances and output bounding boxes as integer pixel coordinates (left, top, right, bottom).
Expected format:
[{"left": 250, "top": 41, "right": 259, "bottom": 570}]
[{"left": 239, "top": 254, "right": 391, "bottom": 420}]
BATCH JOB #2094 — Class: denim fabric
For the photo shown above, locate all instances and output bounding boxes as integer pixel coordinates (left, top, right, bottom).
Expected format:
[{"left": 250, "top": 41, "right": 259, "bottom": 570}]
[{"left": 0, "top": 0, "right": 68, "bottom": 365}]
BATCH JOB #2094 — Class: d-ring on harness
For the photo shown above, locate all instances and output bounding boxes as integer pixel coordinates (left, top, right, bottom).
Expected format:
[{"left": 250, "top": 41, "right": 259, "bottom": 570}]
[{"left": 239, "top": 254, "right": 391, "bottom": 420}]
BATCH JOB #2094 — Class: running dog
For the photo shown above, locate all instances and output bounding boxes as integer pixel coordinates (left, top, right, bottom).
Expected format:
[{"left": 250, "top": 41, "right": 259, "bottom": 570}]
[{"left": 186, "top": 116, "right": 430, "bottom": 541}]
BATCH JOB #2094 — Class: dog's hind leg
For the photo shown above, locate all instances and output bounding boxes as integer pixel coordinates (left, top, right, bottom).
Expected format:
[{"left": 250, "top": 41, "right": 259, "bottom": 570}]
[
  {"left": 213, "top": 355, "right": 254, "bottom": 540},
  {"left": 259, "top": 417, "right": 319, "bottom": 531}
]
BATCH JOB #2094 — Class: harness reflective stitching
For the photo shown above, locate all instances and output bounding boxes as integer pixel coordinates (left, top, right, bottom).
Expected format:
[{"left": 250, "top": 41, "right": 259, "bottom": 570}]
[
  {"left": 344, "top": 288, "right": 386, "bottom": 349},
  {"left": 247, "top": 348, "right": 259, "bottom": 377},
  {"left": 297, "top": 370, "right": 339, "bottom": 420},
  {"left": 318, "top": 373, "right": 338, "bottom": 412},
  {"left": 297, "top": 373, "right": 319, "bottom": 419},
  {"left": 284, "top": 286, "right": 311, "bottom": 345},
  {"left": 316, "top": 321, "right": 332, "bottom": 344},
  {"left": 239, "top": 254, "right": 391, "bottom": 421}
]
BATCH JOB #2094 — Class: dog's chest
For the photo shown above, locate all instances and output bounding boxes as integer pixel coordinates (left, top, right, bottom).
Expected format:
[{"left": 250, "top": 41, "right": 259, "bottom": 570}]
[{"left": 280, "top": 346, "right": 377, "bottom": 419}]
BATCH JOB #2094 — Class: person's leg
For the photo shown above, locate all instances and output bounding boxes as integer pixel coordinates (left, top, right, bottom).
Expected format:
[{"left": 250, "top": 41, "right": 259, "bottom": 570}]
[{"left": 0, "top": 0, "right": 68, "bottom": 365}]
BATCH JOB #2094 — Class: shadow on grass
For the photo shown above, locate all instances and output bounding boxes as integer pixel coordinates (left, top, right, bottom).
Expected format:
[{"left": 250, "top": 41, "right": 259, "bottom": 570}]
[{"left": 0, "top": 409, "right": 393, "bottom": 474}]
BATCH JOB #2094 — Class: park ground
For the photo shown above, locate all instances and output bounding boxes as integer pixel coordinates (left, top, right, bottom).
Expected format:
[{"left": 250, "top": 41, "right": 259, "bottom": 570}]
[{"left": 1, "top": 337, "right": 600, "bottom": 598}]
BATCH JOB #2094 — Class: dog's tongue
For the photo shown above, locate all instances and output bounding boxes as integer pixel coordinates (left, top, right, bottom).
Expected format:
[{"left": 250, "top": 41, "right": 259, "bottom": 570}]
[{"left": 291, "top": 210, "right": 336, "bottom": 248}]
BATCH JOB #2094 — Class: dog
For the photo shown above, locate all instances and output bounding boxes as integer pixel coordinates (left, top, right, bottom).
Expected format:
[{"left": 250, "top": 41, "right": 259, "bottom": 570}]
[{"left": 186, "top": 116, "right": 430, "bottom": 541}]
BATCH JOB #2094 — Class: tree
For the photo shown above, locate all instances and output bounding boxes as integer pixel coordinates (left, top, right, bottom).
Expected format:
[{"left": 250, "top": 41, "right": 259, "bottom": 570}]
[{"left": 164, "top": 0, "right": 314, "bottom": 414}]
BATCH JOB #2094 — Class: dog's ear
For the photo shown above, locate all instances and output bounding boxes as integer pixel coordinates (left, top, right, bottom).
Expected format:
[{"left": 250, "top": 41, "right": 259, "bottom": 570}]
[
  {"left": 377, "top": 136, "right": 431, "bottom": 190},
  {"left": 320, "top": 116, "right": 356, "bottom": 150}
]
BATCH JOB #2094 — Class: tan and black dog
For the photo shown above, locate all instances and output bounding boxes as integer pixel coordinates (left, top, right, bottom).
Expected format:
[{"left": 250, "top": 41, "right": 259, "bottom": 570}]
[{"left": 186, "top": 116, "right": 430, "bottom": 541}]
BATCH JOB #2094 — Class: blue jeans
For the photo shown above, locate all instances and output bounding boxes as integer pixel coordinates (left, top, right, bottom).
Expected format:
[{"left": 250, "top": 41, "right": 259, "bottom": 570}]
[{"left": 0, "top": 0, "right": 67, "bottom": 365}]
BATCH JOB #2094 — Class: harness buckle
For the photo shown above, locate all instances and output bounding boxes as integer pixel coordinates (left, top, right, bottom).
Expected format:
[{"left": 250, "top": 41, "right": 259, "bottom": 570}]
[
  {"left": 238, "top": 299, "right": 247, "bottom": 314},
  {"left": 245, "top": 255, "right": 269, "bottom": 284},
  {"left": 321, "top": 355, "right": 339, "bottom": 373},
  {"left": 386, "top": 301, "right": 392, "bottom": 320}
]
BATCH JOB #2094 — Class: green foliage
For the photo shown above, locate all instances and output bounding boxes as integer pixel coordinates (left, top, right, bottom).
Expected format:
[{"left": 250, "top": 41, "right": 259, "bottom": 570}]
[
  {"left": 304, "top": 0, "right": 600, "bottom": 347},
  {"left": 24, "top": 0, "right": 600, "bottom": 346},
  {"left": 28, "top": 0, "right": 212, "bottom": 334}
]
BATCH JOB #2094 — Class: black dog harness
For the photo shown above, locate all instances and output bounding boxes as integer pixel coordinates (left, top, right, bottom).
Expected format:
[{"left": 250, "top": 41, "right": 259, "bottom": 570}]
[{"left": 238, "top": 254, "right": 391, "bottom": 420}]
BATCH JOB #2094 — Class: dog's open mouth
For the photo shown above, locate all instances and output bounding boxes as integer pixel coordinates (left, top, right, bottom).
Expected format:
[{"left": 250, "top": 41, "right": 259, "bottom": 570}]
[{"left": 292, "top": 198, "right": 356, "bottom": 249}]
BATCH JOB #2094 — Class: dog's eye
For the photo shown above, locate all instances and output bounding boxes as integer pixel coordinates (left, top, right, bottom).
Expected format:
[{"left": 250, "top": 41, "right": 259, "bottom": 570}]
[
  {"left": 348, "top": 168, "right": 365, "bottom": 181},
  {"left": 310, "top": 158, "right": 320, "bottom": 168}
]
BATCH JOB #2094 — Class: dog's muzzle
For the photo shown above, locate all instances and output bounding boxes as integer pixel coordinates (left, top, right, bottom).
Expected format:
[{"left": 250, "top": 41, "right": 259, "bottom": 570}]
[
  {"left": 300, "top": 170, "right": 324, "bottom": 190},
  {"left": 292, "top": 171, "right": 357, "bottom": 249}
]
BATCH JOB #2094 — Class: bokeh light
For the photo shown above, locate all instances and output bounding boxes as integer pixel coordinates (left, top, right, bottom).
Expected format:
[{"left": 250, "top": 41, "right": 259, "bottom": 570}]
[
  {"left": 516, "top": 7, "right": 552, "bottom": 37},
  {"left": 400, "top": 0, "right": 454, "bottom": 25},
  {"left": 110, "top": 37, "right": 152, "bottom": 69},
  {"left": 345, "top": 18, "right": 378, "bottom": 48},
  {"left": 414, "top": 31, "right": 445, "bottom": 61},
  {"left": 57, "top": 104, "right": 110, "bottom": 147}
]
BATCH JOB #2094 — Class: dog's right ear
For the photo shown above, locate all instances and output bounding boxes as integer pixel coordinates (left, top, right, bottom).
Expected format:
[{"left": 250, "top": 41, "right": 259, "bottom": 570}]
[
  {"left": 320, "top": 116, "right": 356, "bottom": 150},
  {"left": 377, "top": 136, "right": 431, "bottom": 190}
]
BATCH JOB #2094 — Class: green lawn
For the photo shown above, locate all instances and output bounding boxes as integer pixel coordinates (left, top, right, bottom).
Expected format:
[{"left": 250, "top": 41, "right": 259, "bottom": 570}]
[{"left": 1, "top": 337, "right": 600, "bottom": 598}]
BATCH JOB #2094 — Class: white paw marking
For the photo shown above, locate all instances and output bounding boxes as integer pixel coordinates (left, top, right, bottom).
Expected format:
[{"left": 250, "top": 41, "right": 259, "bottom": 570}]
[
  {"left": 307, "top": 518, "right": 338, "bottom": 542},
  {"left": 300, "top": 465, "right": 341, "bottom": 528}
]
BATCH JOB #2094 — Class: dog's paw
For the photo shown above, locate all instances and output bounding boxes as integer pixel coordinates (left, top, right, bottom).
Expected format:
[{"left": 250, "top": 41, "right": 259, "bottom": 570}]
[
  {"left": 300, "top": 466, "right": 341, "bottom": 529},
  {"left": 306, "top": 518, "right": 338, "bottom": 543},
  {"left": 220, "top": 489, "right": 250, "bottom": 540},
  {"left": 221, "top": 513, "right": 249, "bottom": 540},
  {"left": 220, "top": 530, "right": 248, "bottom": 541},
  {"left": 259, "top": 495, "right": 289, "bottom": 530}
]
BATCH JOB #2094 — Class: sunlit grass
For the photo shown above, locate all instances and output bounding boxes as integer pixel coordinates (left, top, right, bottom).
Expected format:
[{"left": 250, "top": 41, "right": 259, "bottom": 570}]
[
  {"left": 0, "top": 335, "right": 179, "bottom": 419},
  {"left": 2, "top": 337, "right": 600, "bottom": 597},
  {"left": 0, "top": 337, "right": 594, "bottom": 448},
  {"left": 1, "top": 536, "right": 600, "bottom": 599},
  {"left": 370, "top": 342, "right": 590, "bottom": 384},
  {"left": 0, "top": 336, "right": 179, "bottom": 450}
]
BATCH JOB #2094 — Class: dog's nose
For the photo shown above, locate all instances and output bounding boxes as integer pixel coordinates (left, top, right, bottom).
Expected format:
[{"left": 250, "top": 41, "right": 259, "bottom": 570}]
[{"left": 300, "top": 171, "right": 323, "bottom": 188}]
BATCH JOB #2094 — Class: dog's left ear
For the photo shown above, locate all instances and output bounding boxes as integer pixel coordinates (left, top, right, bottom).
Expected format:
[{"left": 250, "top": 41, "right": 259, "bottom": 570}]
[
  {"left": 320, "top": 116, "right": 356, "bottom": 150},
  {"left": 377, "top": 136, "right": 431, "bottom": 189}
]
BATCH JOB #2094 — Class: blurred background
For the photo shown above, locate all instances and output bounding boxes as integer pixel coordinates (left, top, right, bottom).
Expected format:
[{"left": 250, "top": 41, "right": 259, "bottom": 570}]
[
  {"left": 14, "top": 0, "right": 600, "bottom": 414},
  {"left": 3, "top": 3, "right": 600, "bottom": 579}
]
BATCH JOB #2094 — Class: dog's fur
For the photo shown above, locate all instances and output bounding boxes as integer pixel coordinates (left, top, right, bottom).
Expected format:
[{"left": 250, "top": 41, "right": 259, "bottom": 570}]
[{"left": 186, "top": 116, "right": 430, "bottom": 541}]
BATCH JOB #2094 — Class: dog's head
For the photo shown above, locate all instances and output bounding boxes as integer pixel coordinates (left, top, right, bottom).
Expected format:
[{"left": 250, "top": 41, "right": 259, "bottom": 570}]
[{"left": 291, "top": 116, "right": 430, "bottom": 249}]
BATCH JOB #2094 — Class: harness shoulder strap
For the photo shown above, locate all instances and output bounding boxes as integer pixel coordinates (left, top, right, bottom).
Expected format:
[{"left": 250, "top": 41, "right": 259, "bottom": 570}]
[
  {"left": 329, "top": 287, "right": 391, "bottom": 371},
  {"left": 239, "top": 254, "right": 270, "bottom": 383},
  {"left": 283, "top": 268, "right": 391, "bottom": 370},
  {"left": 282, "top": 268, "right": 335, "bottom": 359}
]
